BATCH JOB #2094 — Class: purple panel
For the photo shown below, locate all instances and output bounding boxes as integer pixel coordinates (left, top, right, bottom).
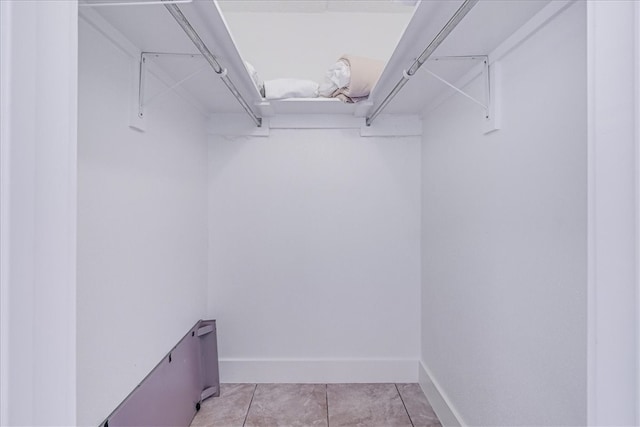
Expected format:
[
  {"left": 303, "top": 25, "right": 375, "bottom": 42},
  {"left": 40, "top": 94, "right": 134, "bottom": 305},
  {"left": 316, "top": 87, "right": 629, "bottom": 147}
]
[
  {"left": 103, "top": 320, "right": 219, "bottom": 427},
  {"left": 198, "top": 320, "right": 220, "bottom": 398}
]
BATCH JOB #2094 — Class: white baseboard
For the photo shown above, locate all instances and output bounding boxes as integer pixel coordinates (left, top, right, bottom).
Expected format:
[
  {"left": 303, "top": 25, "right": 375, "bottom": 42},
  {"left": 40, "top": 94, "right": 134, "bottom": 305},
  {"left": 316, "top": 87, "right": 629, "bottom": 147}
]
[
  {"left": 219, "top": 359, "right": 419, "bottom": 384},
  {"left": 418, "top": 361, "right": 465, "bottom": 427}
]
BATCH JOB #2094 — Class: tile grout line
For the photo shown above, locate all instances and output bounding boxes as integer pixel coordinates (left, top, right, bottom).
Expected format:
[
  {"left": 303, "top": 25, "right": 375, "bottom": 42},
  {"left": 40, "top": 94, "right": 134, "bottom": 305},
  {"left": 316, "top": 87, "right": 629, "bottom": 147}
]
[
  {"left": 325, "top": 384, "right": 330, "bottom": 427},
  {"left": 395, "top": 383, "right": 415, "bottom": 427},
  {"left": 242, "top": 384, "right": 258, "bottom": 427}
]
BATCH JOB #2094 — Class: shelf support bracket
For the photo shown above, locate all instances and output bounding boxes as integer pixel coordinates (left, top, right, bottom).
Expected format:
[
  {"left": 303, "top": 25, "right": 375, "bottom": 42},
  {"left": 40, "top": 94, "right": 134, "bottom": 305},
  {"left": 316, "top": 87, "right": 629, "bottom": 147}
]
[
  {"left": 425, "top": 55, "right": 501, "bottom": 134},
  {"left": 136, "top": 52, "right": 208, "bottom": 120},
  {"left": 483, "top": 59, "right": 501, "bottom": 134},
  {"left": 423, "top": 66, "right": 488, "bottom": 111},
  {"left": 138, "top": 53, "right": 147, "bottom": 120},
  {"left": 425, "top": 55, "right": 489, "bottom": 117},
  {"left": 129, "top": 53, "right": 146, "bottom": 132}
]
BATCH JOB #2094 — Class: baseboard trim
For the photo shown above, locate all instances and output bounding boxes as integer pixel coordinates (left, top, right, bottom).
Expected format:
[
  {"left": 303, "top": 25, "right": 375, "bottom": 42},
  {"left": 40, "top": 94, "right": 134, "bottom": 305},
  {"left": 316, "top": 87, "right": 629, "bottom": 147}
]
[
  {"left": 219, "top": 359, "right": 419, "bottom": 383},
  {"left": 418, "top": 361, "right": 465, "bottom": 427}
]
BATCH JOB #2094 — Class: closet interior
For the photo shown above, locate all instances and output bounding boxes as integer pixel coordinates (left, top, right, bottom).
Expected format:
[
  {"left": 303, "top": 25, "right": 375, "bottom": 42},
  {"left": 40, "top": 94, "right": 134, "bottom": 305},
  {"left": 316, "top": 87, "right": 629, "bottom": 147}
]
[{"left": 75, "top": 0, "right": 591, "bottom": 426}]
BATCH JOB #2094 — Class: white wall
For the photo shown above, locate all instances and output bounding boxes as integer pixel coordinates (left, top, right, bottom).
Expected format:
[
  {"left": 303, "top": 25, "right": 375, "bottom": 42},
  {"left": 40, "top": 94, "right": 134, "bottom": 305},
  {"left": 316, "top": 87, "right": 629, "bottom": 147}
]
[
  {"left": 0, "top": 1, "right": 78, "bottom": 425},
  {"left": 208, "top": 130, "right": 421, "bottom": 382},
  {"left": 221, "top": 12, "right": 412, "bottom": 82},
  {"left": 420, "top": 2, "right": 587, "bottom": 426},
  {"left": 77, "top": 19, "right": 209, "bottom": 426}
]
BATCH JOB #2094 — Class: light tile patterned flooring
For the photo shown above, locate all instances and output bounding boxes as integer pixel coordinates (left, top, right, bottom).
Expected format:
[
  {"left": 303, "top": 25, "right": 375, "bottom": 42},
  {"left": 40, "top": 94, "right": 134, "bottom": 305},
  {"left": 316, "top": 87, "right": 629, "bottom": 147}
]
[{"left": 191, "top": 383, "right": 441, "bottom": 427}]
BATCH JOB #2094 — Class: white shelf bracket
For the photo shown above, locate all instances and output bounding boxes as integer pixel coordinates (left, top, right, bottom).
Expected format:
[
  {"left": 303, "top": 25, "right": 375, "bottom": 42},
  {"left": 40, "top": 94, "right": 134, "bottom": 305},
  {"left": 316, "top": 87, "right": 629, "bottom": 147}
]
[
  {"left": 129, "top": 53, "right": 146, "bottom": 132},
  {"left": 483, "top": 59, "right": 501, "bottom": 134},
  {"left": 138, "top": 53, "right": 147, "bottom": 119},
  {"left": 424, "top": 67, "right": 487, "bottom": 109},
  {"left": 134, "top": 52, "right": 207, "bottom": 128},
  {"left": 425, "top": 55, "right": 501, "bottom": 134}
]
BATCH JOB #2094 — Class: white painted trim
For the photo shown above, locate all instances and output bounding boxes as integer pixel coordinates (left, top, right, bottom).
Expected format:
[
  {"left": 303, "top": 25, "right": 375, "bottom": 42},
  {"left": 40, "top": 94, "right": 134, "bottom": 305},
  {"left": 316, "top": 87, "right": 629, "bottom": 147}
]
[
  {"left": 635, "top": 2, "right": 640, "bottom": 423},
  {"left": 218, "top": 359, "right": 418, "bottom": 384},
  {"left": 424, "top": 0, "right": 574, "bottom": 116},
  {"left": 418, "top": 361, "right": 465, "bottom": 427},
  {"left": 1, "top": 2, "right": 79, "bottom": 424},
  {"left": 257, "top": 98, "right": 360, "bottom": 118},
  {"left": 207, "top": 113, "right": 422, "bottom": 136},
  {"left": 62, "top": 5, "right": 79, "bottom": 423},
  {"left": 1, "top": 2, "right": 78, "bottom": 424},
  {"left": 587, "top": 1, "right": 639, "bottom": 424},
  {"left": 270, "top": 114, "right": 364, "bottom": 130},
  {"left": 586, "top": 3, "right": 597, "bottom": 420},
  {"left": 0, "top": 2, "right": 11, "bottom": 424},
  {"left": 35, "top": 3, "right": 79, "bottom": 424}
]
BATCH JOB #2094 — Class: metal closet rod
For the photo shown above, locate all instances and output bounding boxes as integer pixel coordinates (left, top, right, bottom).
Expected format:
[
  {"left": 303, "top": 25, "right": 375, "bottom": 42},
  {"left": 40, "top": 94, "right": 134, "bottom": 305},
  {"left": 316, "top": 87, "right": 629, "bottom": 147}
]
[
  {"left": 163, "top": 2, "right": 263, "bottom": 127},
  {"left": 365, "top": 0, "right": 479, "bottom": 126}
]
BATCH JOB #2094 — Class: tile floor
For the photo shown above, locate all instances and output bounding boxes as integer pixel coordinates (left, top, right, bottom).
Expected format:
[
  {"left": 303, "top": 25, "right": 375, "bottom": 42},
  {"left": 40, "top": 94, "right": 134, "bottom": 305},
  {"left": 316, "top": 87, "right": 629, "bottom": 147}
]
[{"left": 191, "top": 383, "right": 441, "bottom": 427}]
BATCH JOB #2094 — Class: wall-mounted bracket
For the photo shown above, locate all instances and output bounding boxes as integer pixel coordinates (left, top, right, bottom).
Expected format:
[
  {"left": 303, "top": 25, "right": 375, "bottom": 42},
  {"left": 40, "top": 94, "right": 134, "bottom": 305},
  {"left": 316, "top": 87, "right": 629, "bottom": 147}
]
[
  {"left": 426, "top": 58, "right": 487, "bottom": 111},
  {"left": 130, "top": 52, "right": 210, "bottom": 132},
  {"left": 426, "top": 55, "right": 500, "bottom": 133},
  {"left": 137, "top": 53, "right": 147, "bottom": 120},
  {"left": 425, "top": 55, "right": 501, "bottom": 134},
  {"left": 483, "top": 60, "right": 501, "bottom": 134},
  {"left": 133, "top": 52, "right": 206, "bottom": 129},
  {"left": 129, "top": 54, "right": 146, "bottom": 132}
]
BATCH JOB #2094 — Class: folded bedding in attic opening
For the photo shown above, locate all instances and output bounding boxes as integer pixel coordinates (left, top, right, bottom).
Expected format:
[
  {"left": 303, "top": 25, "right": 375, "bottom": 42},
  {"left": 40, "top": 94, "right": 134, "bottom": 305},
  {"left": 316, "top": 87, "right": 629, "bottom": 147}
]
[
  {"left": 320, "top": 54, "right": 385, "bottom": 103},
  {"left": 264, "top": 78, "right": 320, "bottom": 100},
  {"left": 247, "top": 54, "right": 384, "bottom": 102}
]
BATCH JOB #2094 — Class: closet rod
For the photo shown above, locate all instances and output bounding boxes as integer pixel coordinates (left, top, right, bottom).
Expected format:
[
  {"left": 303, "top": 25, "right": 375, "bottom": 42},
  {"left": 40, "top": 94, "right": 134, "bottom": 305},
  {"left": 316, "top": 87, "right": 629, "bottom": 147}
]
[
  {"left": 365, "top": 0, "right": 478, "bottom": 126},
  {"left": 163, "top": 2, "right": 263, "bottom": 127}
]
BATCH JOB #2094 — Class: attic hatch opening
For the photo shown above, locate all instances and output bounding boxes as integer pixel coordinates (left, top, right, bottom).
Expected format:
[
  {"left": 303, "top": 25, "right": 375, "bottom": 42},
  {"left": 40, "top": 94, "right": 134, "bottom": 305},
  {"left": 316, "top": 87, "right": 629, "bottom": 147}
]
[{"left": 216, "top": 0, "right": 416, "bottom": 101}]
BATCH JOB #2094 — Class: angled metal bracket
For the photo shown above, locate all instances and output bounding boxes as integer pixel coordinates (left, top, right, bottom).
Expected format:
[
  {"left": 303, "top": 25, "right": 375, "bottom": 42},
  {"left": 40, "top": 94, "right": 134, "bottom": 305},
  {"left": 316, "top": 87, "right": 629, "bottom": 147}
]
[
  {"left": 136, "top": 52, "right": 206, "bottom": 121},
  {"left": 129, "top": 54, "right": 146, "bottom": 132},
  {"left": 137, "top": 53, "right": 147, "bottom": 120},
  {"left": 426, "top": 56, "right": 488, "bottom": 118},
  {"left": 426, "top": 55, "right": 500, "bottom": 134}
]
